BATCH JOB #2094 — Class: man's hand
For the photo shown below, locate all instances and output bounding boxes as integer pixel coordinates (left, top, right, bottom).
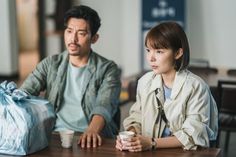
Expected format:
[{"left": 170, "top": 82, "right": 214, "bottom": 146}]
[
  {"left": 78, "top": 130, "right": 102, "bottom": 148},
  {"left": 77, "top": 115, "right": 105, "bottom": 148}
]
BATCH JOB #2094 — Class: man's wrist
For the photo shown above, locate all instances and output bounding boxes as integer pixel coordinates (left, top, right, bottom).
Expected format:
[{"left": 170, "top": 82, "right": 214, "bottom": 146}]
[{"left": 151, "top": 138, "right": 157, "bottom": 150}]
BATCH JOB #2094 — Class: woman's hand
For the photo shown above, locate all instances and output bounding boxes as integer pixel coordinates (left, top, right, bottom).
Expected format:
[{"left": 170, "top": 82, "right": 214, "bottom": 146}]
[
  {"left": 115, "top": 136, "right": 123, "bottom": 151},
  {"left": 116, "top": 135, "right": 152, "bottom": 152}
]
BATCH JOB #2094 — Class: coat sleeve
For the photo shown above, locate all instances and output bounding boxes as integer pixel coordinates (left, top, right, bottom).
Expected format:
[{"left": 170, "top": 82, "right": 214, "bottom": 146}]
[
  {"left": 20, "top": 57, "right": 49, "bottom": 96},
  {"left": 173, "top": 83, "right": 218, "bottom": 150},
  {"left": 89, "top": 62, "right": 121, "bottom": 124},
  {"left": 123, "top": 80, "right": 142, "bottom": 134}
]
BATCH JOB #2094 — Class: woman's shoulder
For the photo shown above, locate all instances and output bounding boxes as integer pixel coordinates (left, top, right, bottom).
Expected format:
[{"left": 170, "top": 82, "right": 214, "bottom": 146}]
[
  {"left": 138, "top": 70, "right": 156, "bottom": 83},
  {"left": 184, "top": 70, "right": 209, "bottom": 90},
  {"left": 137, "top": 71, "right": 161, "bottom": 91}
]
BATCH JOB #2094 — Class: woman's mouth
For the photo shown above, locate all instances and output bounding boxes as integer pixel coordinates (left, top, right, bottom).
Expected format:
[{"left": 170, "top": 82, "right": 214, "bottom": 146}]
[{"left": 151, "top": 65, "right": 158, "bottom": 69}]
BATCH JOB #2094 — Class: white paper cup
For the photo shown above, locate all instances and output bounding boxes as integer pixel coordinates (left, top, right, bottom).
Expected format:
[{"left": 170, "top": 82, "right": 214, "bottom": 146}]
[
  {"left": 119, "top": 131, "right": 135, "bottom": 144},
  {"left": 59, "top": 130, "right": 74, "bottom": 148}
]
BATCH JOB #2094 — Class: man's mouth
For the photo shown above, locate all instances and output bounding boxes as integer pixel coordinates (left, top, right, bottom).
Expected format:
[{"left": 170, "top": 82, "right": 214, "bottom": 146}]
[{"left": 69, "top": 43, "right": 79, "bottom": 50}]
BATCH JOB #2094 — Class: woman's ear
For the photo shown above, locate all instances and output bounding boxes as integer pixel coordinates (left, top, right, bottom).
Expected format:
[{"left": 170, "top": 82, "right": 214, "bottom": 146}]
[
  {"left": 175, "top": 48, "right": 183, "bottom": 59},
  {"left": 91, "top": 34, "right": 99, "bottom": 44}
]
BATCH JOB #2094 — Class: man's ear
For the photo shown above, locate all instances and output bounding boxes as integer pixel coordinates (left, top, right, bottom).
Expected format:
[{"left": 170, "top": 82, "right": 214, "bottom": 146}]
[
  {"left": 175, "top": 48, "right": 183, "bottom": 59},
  {"left": 91, "top": 34, "right": 99, "bottom": 44}
]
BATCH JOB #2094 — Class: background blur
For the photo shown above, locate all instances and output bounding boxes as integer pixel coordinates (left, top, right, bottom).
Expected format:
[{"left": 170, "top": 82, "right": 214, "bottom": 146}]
[
  {"left": 1, "top": 0, "right": 236, "bottom": 80},
  {"left": 0, "top": 1, "right": 236, "bottom": 156}
]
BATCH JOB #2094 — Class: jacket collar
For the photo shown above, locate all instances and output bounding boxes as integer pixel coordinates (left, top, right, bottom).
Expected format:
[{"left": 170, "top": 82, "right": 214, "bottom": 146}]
[
  {"left": 86, "top": 50, "right": 97, "bottom": 74},
  {"left": 61, "top": 50, "right": 97, "bottom": 74},
  {"left": 148, "top": 70, "right": 188, "bottom": 100},
  {"left": 171, "top": 70, "right": 188, "bottom": 99}
]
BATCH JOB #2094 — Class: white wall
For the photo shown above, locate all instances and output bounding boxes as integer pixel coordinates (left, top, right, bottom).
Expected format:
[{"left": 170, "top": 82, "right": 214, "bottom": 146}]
[
  {"left": 79, "top": 0, "right": 141, "bottom": 77},
  {"left": 0, "top": 0, "right": 18, "bottom": 76},
  {"left": 186, "top": 0, "right": 236, "bottom": 69},
  {"left": 73, "top": 0, "right": 236, "bottom": 76},
  {"left": 0, "top": 0, "right": 234, "bottom": 77}
]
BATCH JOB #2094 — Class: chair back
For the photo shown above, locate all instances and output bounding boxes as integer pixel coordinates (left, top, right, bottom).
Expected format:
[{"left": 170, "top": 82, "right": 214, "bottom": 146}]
[
  {"left": 217, "top": 80, "right": 236, "bottom": 114},
  {"left": 188, "top": 58, "right": 218, "bottom": 76},
  {"left": 188, "top": 66, "right": 218, "bottom": 75},
  {"left": 189, "top": 58, "right": 209, "bottom": 67},
  {"left": 227, "top": 69, "right": 236, "bottom": 76}
]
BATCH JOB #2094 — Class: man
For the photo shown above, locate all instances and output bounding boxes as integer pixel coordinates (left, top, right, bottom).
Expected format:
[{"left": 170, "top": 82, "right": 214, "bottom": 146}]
[{"left": 20, "top": 5, "right": 121, "bottom": 148}]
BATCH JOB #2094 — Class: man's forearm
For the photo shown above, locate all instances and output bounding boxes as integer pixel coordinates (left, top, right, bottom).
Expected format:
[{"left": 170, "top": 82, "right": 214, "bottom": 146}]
[{"left": 86, "top": 115, "right": 105, "bottom": 133}]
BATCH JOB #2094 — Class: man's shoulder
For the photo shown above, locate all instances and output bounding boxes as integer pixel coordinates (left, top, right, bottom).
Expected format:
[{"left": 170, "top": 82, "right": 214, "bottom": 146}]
[
  {"left": 42, "top": 51, "right": 67, "bottom": 65},
  {"left": 90, "top": 51, "right": 117, "bottom": 67},
  {"left": 50, "top": 51, "right": 67, "bottom": 61}
]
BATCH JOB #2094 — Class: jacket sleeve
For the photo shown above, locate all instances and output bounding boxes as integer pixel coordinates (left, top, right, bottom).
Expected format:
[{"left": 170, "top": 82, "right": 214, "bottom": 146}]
[
  {"left": 89, "top": 62, "right": 121, "bottom": 124},
  {"left": 173, "top": 83, "right": 218, "bottom": 150},
  {"left": 20, "top": 57, "right": 49, "bottom": 96},
  {"left": 123, "top": 80, "right": 142, "bottom": 134}
]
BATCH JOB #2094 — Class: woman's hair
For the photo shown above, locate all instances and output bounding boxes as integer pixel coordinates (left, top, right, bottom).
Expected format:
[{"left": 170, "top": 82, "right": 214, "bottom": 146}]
[
  {"left": 64, "top": 5, "right": 101, "bottom": 37},
  {"left": 145, "top": 21, "right": 190, "bottom": 71}
]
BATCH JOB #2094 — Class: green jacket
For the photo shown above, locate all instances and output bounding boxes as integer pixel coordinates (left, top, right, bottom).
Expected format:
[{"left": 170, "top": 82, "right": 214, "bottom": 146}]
[{"left": 20, "top": 51, "right": 121, "bottom": 138}]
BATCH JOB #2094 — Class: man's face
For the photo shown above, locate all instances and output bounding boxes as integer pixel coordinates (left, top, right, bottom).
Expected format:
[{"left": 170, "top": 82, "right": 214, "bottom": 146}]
[{"left": 64, "top": 18, "right": 93, "bottom": 57}]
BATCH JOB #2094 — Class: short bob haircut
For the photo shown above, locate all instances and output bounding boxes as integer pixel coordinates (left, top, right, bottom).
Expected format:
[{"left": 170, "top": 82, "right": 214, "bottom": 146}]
[
  {"left": 64, "top": 5, "right": 101, "bottom": 37},
  {"left": 145, "top": 21, "right": 190, "bottom": 71}
]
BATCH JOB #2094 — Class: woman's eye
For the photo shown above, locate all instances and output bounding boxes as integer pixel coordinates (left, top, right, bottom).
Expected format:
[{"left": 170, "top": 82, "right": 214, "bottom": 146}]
[
  {"left": 146, "top": 49, "right": 150, "bottom": 53},
  {"left": 156, "top": 50, "right": 162, "bottom": 54}
]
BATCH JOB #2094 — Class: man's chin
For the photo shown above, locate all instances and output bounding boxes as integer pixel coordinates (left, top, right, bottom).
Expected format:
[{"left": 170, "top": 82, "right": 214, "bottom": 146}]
[{"left": 68, "top": 51, "right": 80, "bottom": 56}]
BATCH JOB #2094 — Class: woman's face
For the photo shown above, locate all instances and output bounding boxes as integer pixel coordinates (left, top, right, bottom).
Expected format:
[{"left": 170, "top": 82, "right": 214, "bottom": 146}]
[{"left": 146, "top": 44, "right": 176, "bottom": 75}]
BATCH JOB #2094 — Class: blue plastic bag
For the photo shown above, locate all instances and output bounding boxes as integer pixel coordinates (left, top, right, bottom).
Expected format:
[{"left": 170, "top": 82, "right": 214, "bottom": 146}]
[{"left": 0, "top": 81, "right": 55, "bottom": 155}]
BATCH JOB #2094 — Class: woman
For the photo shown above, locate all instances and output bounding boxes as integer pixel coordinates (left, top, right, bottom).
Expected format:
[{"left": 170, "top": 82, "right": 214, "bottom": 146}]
[{"left": 116, "top": 21, "right": 218, "bottom": 152}]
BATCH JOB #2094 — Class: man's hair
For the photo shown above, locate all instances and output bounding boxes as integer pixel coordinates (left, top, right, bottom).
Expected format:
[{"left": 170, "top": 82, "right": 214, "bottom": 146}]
[
  {"left": 64, "top": 5, "right": 101, "bottom": 37},
  {"left": 145, "top": 21, "right": 190, "bottom": 71}
]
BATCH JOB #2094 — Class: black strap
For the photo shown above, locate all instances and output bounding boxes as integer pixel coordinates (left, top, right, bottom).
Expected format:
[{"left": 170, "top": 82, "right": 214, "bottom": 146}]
[{"left": 155, "top": 89, "right": 168, "bottom": 124}]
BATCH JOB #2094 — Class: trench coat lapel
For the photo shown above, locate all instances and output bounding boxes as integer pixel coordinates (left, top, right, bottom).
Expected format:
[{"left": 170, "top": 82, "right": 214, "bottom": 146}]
[{"left": 170, "top": 70, "right": 188, "bottom": 100}]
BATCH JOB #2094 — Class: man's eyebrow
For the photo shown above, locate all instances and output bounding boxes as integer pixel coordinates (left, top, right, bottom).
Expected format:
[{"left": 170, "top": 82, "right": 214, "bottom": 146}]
[
  {"left": 66, "top": 27, "right": 87, "bottom": 32},
  {"left": 77, "top": 29, "right": 87, "bottom": 32}
]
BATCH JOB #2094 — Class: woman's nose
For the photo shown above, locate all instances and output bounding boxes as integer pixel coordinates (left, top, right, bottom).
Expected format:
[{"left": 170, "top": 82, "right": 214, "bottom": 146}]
[{"left": 148, "top": 52, "right": 156, "bottom": 62}]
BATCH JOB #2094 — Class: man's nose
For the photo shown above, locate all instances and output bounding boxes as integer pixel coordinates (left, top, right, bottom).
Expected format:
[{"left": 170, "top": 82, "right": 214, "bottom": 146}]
[{"left": 70, "top": 32, "right": 78, "bottom": 43}]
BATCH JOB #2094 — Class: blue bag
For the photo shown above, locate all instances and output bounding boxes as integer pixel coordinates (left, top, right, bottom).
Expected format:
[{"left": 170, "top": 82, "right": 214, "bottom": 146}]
[{"left": 0, "top": 81, "right": 55, "bottom": 155}]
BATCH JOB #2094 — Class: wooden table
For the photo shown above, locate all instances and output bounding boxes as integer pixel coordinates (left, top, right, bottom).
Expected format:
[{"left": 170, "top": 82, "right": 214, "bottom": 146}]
[{"left": 2, "top": 134, "right": 219, "bottom": 157}]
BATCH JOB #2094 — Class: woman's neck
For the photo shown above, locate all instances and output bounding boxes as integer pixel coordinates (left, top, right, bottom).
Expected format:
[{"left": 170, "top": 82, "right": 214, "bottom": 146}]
[{"left": 161, "top": 70, "right": 176, "bottom": 88}]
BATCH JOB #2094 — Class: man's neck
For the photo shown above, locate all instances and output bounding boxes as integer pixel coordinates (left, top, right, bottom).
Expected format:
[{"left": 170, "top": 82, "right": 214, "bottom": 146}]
[{"left": 69, "top": 54, "right": 90, "bottom": 67}]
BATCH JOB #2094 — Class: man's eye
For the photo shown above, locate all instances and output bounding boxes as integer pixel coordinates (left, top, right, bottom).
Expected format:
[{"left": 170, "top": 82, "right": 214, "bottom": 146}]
[
  {"left": 66, "top": 29, "right": 72, "bottom": 33},
  {"left": 78, "top": 32, "right": 86, "bottom": 36}
]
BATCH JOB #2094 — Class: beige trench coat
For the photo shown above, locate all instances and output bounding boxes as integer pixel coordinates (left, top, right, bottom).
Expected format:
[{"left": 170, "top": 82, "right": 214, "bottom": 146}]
[{"left": 123, "top": 70, "right": 218, "bottom": 150}]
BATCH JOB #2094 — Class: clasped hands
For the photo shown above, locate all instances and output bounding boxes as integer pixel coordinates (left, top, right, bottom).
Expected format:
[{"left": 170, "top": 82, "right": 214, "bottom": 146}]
[{"left": 116, "top": 134, "right": 152, "bottom": 152}]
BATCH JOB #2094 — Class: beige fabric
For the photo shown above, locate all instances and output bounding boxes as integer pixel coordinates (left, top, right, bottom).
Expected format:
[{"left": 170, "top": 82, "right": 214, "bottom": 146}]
[{"left": 123, "top": 70, "right": 218, "bottom": 150}]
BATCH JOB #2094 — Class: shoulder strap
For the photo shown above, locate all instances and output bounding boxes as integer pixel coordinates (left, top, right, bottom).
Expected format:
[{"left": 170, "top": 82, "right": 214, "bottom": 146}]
[{"left": 155, "top": 89, "right": 168, "bottom": 124}]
